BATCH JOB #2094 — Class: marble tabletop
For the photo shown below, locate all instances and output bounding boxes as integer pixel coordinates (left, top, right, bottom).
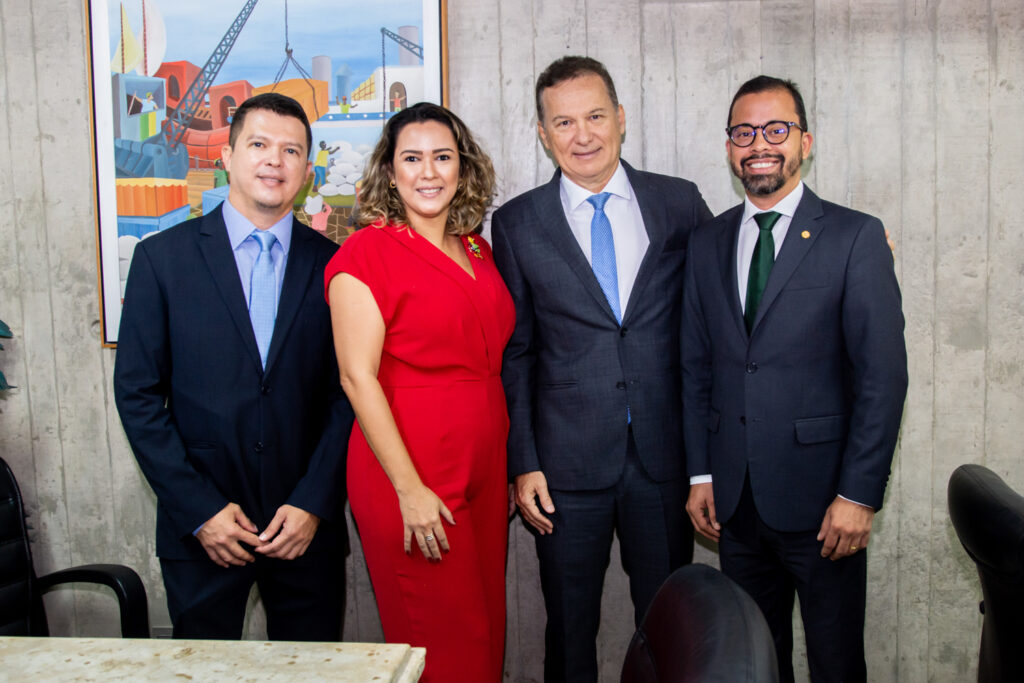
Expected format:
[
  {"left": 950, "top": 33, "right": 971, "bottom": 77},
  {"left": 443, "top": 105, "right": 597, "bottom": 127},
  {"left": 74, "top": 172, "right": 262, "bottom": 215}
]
[{"left": 0, "top": 636, "right": 425, "bottom": 682}]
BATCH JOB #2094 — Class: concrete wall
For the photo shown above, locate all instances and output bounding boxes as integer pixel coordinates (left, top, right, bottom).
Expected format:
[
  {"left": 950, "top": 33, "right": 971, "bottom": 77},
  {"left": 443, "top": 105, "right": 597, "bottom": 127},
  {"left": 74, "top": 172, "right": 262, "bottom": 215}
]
[{"left": 1, "top": 0, "right": 1021, "bottom": 680}]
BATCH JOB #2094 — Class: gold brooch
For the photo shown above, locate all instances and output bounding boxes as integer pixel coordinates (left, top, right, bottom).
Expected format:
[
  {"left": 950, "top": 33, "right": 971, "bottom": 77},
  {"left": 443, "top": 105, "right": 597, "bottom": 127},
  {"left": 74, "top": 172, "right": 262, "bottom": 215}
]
[{"left": 801, "top": 230, "right": 810, "bottom": 239}]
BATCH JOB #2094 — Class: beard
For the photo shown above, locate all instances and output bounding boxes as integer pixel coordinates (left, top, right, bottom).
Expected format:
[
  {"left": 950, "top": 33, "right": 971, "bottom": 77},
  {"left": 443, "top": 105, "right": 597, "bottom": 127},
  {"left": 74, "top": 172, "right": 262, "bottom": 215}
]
[{"left": 731, "top": 151, "right": 802, "bottom": 197}]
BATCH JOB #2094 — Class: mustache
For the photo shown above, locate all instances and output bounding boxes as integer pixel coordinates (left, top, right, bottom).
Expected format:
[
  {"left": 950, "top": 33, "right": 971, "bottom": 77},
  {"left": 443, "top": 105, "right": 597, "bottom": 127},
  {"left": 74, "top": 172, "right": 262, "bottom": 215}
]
[{"left": 741, "top": 152, "right": 785, "bottom": 164}]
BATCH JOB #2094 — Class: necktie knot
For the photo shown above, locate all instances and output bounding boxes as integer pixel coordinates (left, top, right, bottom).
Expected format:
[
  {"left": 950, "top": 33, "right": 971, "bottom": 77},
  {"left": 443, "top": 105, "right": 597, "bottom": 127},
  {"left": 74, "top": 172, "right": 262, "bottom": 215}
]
[
  {"left": 252, "top": 229, "right": 277, "bottom": 253},
  {"left": 753, "top": 211, "right": 782, "bottom": 232},
  {"left": 587, "top": 192, "right": 612, "bottom": 212}
]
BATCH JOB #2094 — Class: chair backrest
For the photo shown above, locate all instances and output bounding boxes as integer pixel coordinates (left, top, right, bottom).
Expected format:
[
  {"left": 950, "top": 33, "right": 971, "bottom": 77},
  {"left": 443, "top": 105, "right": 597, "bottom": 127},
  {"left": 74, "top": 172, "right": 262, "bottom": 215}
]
[
  {"left": 621, "top": 563, "right": 778, "bottom": 683},
  {"left": 948, "top": 463, "right": 1024, "bottom": 682},
  {"left": 0, "top": 456, "right": 47, "bottom": 636}
]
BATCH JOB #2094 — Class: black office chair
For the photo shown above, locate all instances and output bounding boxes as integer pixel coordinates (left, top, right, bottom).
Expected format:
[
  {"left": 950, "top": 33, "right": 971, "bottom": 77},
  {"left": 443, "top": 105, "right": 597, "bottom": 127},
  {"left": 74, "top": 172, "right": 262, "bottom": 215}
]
[
  {"left": 0, "top": 455, "right": 150, "bottom": 637},
  {"left": 621, "top": 563, "right": 779, "bottom": 682},
  {"left": 948, "top": 464, "right": 1024, "bottom": 683}
]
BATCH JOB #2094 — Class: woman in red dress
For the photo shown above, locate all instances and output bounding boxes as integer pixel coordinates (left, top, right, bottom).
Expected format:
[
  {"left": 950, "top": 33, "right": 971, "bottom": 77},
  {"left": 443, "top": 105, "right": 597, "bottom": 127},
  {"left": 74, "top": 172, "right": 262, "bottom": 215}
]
[{"left": 325, "top": 103, "right": 513, "bottom": 682}]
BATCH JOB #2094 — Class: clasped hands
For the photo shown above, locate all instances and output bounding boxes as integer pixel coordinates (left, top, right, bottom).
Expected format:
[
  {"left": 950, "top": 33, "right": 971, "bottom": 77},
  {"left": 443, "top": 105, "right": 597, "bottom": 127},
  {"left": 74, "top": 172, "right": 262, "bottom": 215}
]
[
  {"left": 196, "top": 502, "right": 319, "bottom": 568},
  {"left": 685, "top": 483, "right": 874, "bottom": 561}
]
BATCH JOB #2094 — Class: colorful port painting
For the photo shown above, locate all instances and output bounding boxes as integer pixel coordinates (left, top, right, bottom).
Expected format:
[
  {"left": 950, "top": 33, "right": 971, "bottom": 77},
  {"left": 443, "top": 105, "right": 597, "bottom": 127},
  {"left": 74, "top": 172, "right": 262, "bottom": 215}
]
[{"left": 88, "top": 0, "right": 447, "bottom": 343}]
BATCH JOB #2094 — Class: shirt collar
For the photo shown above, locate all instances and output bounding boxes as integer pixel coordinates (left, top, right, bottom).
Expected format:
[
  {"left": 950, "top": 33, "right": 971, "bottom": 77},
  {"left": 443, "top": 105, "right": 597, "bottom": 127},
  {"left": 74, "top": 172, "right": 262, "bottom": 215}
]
[
  {"left": 560, "top": 161, "right": 632, "bottom": 211},
  {"left": 741, "top": 181, "right": 804, "bottom": 225},
  {"left": 222, "top": 198, "right": 294, "bottom": 254}
]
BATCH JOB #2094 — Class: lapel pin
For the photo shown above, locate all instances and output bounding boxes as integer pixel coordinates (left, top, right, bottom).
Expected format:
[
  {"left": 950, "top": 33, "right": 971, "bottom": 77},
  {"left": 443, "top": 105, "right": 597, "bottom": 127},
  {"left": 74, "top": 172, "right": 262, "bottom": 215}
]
[
  {"left": 801, "top": 230, "right": 811, "bottom": 239},
  {"left": 467, "top": 235, "right": 484, "bottom": 259}
]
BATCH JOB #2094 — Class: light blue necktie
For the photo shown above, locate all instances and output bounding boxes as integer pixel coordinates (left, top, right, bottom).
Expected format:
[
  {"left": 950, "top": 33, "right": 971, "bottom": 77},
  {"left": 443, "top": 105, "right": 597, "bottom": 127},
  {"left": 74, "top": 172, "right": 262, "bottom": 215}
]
[
  {"left": 249, "top": 230, "right": 278, "bottom": 368},
  {"left": 588, "top": 192, "right": 621, "bottom": 323}
]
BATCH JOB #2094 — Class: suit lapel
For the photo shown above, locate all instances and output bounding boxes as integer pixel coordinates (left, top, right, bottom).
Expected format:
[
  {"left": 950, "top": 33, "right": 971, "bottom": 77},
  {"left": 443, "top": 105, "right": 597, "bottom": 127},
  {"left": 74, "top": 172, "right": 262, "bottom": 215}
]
[
  {"left": 264, "top": 218, "right": 316, "bottom": 375},
  {"left": 197, "top": 208, "right": 262, "bottom": 369},
  {"left": 621, "top": 161, "right": 665, "bottom": 323},
  {"left": 716, "top": 205, "right": 748, "bottom": 340},
  {"left": 750, "top": 189, "right": 825, "bottom": 333},
  {"left": 531, "top": 170, "right": 618, "bottom": 320}
]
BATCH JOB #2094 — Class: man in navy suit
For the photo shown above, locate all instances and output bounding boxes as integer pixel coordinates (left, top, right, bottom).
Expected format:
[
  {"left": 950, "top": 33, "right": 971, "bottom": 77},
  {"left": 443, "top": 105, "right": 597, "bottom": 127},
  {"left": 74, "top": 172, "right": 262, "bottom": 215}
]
[
  {"left": 491, "top": 56, "right": 711, "bottom": 682},
  {"left": 682, "top": 76, "right": 908, "bottom": 682},
  {"left": 114, "top": 93, "right": 352, "bottom": 640}
]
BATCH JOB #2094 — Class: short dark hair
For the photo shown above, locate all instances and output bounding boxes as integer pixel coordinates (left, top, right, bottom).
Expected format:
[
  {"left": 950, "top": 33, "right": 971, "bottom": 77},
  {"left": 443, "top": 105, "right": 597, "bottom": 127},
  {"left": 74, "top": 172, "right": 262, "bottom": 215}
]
[
  {"left": 358, "top": 102, "right": 496, "bottom": 235},
  {"left": 728, "top": 75, "right": 808, "bottom": 132},
  {"left": 228, "top": 93, "right": 313, "bottom": 154},
  {"left": 535, "top": 56, "right": 619, "bottom": 123}
]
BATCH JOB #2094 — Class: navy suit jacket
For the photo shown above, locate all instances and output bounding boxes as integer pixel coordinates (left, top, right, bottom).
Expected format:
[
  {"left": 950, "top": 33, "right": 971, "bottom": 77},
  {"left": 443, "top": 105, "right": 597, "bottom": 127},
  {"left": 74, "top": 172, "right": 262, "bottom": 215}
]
[
  {"left": 492, "top": 161, "right": 712, "bottom": 490},
  {"left": 682, "top": 188, "right": 908, "bottom": 532},
  {"left": 114, "top": 206, "right": 353, "bottom": 560}
]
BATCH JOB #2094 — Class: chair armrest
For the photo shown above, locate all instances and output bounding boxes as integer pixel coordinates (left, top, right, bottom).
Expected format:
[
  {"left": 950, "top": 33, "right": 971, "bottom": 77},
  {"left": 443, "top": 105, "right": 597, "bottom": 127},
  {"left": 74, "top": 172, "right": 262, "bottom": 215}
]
[{"left": 36, "top": 564, "right": 150, "bottom": 638}]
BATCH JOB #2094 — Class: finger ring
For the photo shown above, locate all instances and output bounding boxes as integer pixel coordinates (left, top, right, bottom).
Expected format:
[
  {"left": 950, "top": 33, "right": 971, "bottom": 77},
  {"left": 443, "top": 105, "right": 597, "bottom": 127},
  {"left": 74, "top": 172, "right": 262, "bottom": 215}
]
[
  {"left": 850, "top": 545, "right": 858, "bottom": 551},
  {"left": 424, "top": 535, "right": 434, "bottom": 542}
]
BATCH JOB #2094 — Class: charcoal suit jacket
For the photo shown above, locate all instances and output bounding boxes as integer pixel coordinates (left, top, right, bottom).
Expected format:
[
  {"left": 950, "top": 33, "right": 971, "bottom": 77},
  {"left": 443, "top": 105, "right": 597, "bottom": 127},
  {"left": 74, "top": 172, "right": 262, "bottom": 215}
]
[
  {"left": 114, "top": 205, "right": 353, "bottom": 560},
  {"left": 682, "top": 187, "right": 908, "bottom": 531},
  {"left": 492, "top": 160, "right": 712, "bottom": 489}
]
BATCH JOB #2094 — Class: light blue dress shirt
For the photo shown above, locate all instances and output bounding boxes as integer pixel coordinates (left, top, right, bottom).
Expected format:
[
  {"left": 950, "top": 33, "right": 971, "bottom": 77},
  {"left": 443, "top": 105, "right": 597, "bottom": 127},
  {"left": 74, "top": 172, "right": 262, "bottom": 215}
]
[{"left": 221, "top": 198, "right": 292, "bottom": 307}]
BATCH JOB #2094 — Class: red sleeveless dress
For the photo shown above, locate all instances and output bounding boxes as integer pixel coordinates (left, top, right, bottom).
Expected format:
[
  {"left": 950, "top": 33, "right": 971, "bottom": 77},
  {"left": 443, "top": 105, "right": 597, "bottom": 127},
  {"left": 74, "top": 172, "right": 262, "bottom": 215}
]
[{"left": 325, "top": 223, "right": 514, "bottom": 682}]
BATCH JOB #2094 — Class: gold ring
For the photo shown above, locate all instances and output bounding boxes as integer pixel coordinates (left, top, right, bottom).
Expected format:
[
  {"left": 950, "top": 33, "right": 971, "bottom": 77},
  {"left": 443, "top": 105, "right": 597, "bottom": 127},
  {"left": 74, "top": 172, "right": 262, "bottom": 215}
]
[{"left": 849, "top": 545, "right": 858, "bottom": 551}]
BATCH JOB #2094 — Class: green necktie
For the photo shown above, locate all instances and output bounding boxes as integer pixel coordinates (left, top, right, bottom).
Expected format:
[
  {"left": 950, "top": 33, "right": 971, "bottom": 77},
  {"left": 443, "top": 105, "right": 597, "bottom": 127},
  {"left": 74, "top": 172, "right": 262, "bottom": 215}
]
[{"left": 744, "top": 211, "right": 782, "bottom": 332}]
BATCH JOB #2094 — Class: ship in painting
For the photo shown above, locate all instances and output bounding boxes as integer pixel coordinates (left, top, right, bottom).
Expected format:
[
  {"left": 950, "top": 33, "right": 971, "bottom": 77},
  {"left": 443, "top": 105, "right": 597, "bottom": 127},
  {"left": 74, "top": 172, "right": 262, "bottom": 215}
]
[{"left": 107, "top": 0, "right": 427, "bottom": 296}]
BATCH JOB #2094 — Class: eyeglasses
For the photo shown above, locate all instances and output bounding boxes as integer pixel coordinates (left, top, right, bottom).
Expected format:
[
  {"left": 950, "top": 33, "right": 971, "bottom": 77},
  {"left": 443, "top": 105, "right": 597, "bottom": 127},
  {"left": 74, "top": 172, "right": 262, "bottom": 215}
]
[{"left": 726, "top": 121, "right": 803, "bottom": 147}]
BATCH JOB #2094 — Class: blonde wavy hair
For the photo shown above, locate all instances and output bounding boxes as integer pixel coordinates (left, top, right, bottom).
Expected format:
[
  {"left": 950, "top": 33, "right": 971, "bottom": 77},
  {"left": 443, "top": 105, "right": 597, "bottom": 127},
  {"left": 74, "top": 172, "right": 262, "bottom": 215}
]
[{"left": 357, "top": 103, "right": 496, "bottom": 235}]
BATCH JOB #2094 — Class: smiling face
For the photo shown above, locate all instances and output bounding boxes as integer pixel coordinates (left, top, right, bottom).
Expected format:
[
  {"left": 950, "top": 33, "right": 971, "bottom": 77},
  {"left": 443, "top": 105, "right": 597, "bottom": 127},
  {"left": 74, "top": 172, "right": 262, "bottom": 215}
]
[
  {"left": 537, "top": 72, "right": 626, "bottom": 193},
  {"left": 221, "top": 109, "right": 311, "bottom": 229},
  {"left": 390, "top": 120, "right": 460, "bottom": 233},
  {"left": 727, "top": 88, "right": 813, "bottom": 209}
]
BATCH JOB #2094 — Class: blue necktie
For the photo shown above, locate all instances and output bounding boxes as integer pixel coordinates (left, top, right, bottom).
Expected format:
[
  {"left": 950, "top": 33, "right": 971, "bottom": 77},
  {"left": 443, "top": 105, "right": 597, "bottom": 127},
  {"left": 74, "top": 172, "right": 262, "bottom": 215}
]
[
  {"left": 588, "top": 192, "right": 621, "bottom": 323},
  {"left": 249, "top": 230, "right": 278, "bottom": 368}
]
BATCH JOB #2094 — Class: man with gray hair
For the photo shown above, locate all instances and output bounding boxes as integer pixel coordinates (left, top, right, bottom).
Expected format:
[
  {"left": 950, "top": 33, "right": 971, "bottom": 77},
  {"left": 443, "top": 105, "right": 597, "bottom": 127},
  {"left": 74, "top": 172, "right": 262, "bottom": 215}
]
[{"left": 492, "top": 56, "right": 711, "bottom": 681}]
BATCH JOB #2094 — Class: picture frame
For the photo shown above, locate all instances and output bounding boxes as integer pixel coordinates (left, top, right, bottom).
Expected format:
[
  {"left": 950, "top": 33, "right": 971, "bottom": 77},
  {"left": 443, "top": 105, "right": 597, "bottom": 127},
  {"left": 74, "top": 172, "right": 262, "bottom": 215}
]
[{"left": 86, "top": 0, "right": 448, "bottom": 344}]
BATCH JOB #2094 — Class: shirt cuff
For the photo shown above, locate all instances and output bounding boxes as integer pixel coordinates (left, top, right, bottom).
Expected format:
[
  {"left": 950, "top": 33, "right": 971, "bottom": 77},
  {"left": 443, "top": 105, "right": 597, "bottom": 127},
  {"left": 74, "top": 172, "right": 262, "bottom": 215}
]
[
  {"left": 689, "top": 474, "right": 713, "bottom": 485},
  {"left": 838, "top": 494, "right": 872, "bottom": 509}
]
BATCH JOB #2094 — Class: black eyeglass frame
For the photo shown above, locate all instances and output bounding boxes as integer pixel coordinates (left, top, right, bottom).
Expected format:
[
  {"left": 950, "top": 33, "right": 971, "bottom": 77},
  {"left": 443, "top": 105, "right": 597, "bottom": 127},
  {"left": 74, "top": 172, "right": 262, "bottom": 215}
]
[{"left": 725, "top": 121, "right": 804, "bottom": 147}]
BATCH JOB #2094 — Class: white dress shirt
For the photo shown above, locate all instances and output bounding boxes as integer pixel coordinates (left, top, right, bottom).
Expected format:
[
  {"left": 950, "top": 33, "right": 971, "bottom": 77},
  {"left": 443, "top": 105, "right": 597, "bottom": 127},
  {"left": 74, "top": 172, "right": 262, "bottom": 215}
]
[
  {"left": 559, "top": 162, "right": 649, "bottom": 318},
  {"left": 736, "top": 182, "right": 804, "bottom": 310}
]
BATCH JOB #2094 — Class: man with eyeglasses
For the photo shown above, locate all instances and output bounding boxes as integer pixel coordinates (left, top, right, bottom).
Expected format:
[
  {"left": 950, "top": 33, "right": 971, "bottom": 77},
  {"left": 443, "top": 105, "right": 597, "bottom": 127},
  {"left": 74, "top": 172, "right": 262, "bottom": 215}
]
[{"left": 681, "top": 75, "right": 908, "bottom": 682}]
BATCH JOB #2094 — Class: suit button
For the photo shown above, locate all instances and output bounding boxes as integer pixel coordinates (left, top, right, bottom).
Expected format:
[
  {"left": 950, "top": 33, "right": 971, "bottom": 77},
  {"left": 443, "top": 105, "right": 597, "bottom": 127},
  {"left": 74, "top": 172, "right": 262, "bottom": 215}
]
[
  {"left": 740, "top": 416, "right": 746, "bottom": 425},
  {"left": 254, "top": 441, "right": 264, "bottom": 453},
  {"left": 620, "top": 327, "right": 628, "bottom": 337},
  {"left": 260, "top": 384, "right": 271, "bottom": 395},
  {"left": 746, "top": 362, "right": 758, "bottom": 373},
  {"left": 616, "top": 381, "right": 626, "bottom": 389}
]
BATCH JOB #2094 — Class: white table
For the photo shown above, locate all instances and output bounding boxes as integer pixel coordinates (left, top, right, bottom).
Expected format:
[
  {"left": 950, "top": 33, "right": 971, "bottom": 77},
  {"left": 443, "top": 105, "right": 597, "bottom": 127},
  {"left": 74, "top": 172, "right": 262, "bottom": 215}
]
[{"left": 0, "top": 636, "right": 425, "bottom": 682}]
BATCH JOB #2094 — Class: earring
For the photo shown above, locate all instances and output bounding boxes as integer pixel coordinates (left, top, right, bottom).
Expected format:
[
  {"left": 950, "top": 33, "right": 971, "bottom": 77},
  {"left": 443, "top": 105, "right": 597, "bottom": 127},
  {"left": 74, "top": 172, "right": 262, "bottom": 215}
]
[{"left": 389, "top": 180, "right": 396, "bottom": 188}]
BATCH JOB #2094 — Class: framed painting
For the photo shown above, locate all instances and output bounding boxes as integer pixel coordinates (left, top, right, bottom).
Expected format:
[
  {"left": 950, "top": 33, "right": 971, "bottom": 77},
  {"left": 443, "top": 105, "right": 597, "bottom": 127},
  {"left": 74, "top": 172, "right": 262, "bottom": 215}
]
[{"left": 87, "top": 0, "right": 448, "bottom": 344}]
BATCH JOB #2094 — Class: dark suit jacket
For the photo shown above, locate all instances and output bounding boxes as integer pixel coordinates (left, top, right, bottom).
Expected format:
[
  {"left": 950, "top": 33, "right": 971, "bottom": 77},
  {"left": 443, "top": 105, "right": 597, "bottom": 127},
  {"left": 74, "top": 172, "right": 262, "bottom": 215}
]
[
  {"left": 682, "top": 187, "right": 908, "bottom": 532},
  {"left": 492, "top": 161, "right": 712, "bottom": 490},
  {"left": 113, "top": 206, "right": 353, "bottom": 560}
]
